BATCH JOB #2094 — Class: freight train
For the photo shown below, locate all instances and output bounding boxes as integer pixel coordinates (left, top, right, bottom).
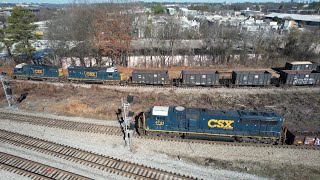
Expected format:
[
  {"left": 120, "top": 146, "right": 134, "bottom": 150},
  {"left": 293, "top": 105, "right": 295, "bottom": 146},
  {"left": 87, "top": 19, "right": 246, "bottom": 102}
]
[
  {"left": 11, "top": 61, "right": 320, "bottom": 87},
  {"left": 12, "top": 63, "right": 125, "bottom": 84},
  {"left": 136, "top": 106, "right": 284, "bottom": 144}
]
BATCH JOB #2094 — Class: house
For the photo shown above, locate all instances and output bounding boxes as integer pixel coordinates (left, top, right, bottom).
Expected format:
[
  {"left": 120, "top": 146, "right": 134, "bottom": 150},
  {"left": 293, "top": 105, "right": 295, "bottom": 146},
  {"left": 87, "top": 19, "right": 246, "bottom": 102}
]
[{"left": 167, "top": 8, "right": 176, "bottom": 16}]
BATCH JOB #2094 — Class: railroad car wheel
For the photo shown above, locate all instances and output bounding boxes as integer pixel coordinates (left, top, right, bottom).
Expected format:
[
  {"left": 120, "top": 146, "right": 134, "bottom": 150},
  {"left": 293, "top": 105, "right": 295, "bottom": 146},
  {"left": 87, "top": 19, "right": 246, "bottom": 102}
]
[
  {"left": 235, "top": 137, "right": 243, "bottom": 142},
  {"left": 170, "top": 134, "right": 178, "bottom": 138}
]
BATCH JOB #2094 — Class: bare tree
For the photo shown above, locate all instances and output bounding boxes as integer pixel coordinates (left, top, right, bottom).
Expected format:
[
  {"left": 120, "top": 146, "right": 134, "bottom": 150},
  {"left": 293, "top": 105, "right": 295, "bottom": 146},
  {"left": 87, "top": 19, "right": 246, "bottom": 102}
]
[
  {"left": 46, "top": 2, "right": 97, "bottom": 66},
  {"left": 92, "top": 3, "right": 133, "bottom": 66},
  {"left": 284, "top": 29, "right": 320, "bottom": 62}
]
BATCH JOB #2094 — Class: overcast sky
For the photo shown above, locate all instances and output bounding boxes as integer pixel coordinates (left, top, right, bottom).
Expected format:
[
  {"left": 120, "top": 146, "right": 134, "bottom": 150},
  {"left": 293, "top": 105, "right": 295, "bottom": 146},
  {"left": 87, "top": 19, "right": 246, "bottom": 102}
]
[{"left": 1, "top": 0, "right": 279, "bottom": 4}]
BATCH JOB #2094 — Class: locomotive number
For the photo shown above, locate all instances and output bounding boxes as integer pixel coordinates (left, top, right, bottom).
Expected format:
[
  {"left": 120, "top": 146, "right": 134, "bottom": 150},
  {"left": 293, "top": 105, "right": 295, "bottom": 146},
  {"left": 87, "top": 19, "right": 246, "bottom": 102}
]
[
  {"left": 208, "top": 119, "right": 234, "bottom": 130},
  {"left": 34, "top": 70, "right": 43, "bottom": 74},
  {"left": 85, "top": 71, "right": 97, "bottom": 77},
  {"left": 155, "top": 120, "right": 164, "bottom": 126}
]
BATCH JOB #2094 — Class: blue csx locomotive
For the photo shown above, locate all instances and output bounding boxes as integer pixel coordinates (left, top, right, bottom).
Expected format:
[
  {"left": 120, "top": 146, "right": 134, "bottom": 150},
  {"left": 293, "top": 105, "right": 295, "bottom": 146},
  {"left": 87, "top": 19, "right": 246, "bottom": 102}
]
[
  {"left": 12, "top": 64, "right": 125, "bottom": 83},
  {"left": 137, "top": 106, "right": 284, "bottom": 143},
  {"left": 13, "top": 63, "right": 64, "bottom": 80}
]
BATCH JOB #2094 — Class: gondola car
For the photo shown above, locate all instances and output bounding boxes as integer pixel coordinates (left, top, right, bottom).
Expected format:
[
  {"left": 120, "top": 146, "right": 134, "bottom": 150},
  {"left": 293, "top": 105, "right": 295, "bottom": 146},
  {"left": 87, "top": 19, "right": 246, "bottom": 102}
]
[
  {"left": 179, "top": 70, "right": 220, "bottom": 87},
  {"left": 232, "top": 71, "right": 272, "bottom": 86},
  {"left": 131, "top": 69, "right": 169, "bottom": 85},
  {"left": 13, "top": 63, "right": 63, "bottom": 80},
  {"left": 279, "top": 70, "right": 320, "bottom": 86},
  {"left": 67, "top": 66, "right": 125, "bottom": 84},
  {"left": 137, "top": 106, "right": 284, "bottom": 143}
]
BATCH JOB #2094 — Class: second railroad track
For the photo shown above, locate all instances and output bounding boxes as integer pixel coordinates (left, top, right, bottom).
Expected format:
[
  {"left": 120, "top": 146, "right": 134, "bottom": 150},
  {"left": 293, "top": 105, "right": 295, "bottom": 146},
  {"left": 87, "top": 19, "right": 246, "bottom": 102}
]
[
  {"left": 0, "top": 110, "right": 318, "bottom": 151},
  {"left": 0, "top": 129, "right": 196, "bottom": 180}
]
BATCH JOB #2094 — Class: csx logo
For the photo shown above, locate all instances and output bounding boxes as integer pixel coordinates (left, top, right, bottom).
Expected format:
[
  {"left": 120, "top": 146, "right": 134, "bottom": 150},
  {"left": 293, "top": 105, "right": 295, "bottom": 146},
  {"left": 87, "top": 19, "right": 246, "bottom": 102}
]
[
  {"left": 85, "top": 71, "right": 97, "bottom": 77},
  {"left": 208, "top": 119, "right": 234, "bottom": 130},
  {"left": 34, "top": 70, "right": 43, "bottom": 74}
]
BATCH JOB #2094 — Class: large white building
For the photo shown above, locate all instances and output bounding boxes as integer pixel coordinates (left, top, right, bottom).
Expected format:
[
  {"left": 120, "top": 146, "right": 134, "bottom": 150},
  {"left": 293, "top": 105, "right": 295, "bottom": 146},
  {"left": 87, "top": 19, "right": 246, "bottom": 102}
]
[{"left": 265, "top": 13, "right": 320, "bottom": 27}]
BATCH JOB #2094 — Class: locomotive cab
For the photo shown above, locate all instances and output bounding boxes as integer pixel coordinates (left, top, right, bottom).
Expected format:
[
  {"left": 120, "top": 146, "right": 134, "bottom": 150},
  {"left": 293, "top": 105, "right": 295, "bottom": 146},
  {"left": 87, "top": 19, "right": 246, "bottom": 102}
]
[{"left": 13, "top": 63, "right": 28, "bottom": 79}]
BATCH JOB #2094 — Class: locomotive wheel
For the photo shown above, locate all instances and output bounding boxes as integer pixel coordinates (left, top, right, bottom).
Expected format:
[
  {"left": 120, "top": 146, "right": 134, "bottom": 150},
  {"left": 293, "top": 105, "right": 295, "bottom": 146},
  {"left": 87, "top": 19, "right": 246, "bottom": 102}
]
[{"left": 235, "top": 137, "right": 243, "bottom": 142}]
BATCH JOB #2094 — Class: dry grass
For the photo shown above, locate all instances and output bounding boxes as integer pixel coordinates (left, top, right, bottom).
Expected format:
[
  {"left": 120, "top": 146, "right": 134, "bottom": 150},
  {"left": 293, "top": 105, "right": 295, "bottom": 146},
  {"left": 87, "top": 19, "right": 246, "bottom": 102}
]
[
  {"left": 13, "top": 82, "right": 59, "bottom": 96},
  {"left": 182, "top": 156, "right": 320, "bottom": 180},
  {"left": 0, "top": 81, "right": 318, "bottom": 131},
  {"left": 0, "top": 66, "right": 14, "bottom": 78}
]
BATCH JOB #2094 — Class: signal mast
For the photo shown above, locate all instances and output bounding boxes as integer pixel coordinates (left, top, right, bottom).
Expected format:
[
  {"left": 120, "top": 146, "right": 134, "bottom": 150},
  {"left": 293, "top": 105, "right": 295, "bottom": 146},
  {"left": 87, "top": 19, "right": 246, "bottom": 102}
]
[
  {"left": 0, "top": 72, "right": 15, "bottom": 108},
  {"left": 121, "top": 95, "right": 134, "bottom": 149}
]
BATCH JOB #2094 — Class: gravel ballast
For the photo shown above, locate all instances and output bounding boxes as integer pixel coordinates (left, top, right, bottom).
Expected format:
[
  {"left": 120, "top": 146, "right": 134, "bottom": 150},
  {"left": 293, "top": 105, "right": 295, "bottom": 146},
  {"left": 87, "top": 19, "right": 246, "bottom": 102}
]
[
  {"left": 0, "top": 169, "right": 32, "bottom": 180},
  {"left": 0, "top": 118, "right": 268, "bottom": 180},
  {"left": 1, "top": 109, "right": 319, "bottom": 179},
  {"left": 0, "top": 108, "right": 119, "bottom": 127},
  {"left": 0, "top": 143, "right": 126, "bottom": 180}
]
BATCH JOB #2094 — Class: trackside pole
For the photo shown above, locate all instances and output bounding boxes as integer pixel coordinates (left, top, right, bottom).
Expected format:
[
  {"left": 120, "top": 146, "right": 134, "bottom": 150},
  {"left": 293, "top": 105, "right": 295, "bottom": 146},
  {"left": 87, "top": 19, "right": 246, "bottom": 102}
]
[
  {"left": 0, "top": 72, "right": 15, "bottom": 108},
  {"left": 121, "top": 96, "right": 134, "bottom": 149}
]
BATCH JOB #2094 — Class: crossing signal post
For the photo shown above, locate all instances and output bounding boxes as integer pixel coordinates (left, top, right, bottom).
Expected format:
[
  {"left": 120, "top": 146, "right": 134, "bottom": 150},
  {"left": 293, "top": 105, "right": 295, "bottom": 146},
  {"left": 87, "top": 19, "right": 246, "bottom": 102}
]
[
  {"left": 121, "top": 95, "right": 134, "bottom": 149},
  {"left": 0, "top": 72, "right": 15, "bottom": 108}
]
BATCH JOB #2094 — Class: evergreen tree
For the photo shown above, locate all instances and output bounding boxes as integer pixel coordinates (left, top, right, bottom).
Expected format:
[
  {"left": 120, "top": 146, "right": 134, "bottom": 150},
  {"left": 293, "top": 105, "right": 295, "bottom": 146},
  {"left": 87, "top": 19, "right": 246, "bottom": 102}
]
[
  {"left": 151, "top": 4, "right": 165, "bottom": 14},
  {"left": 1, "top": 6, "right": 39, "bottom": 63}
]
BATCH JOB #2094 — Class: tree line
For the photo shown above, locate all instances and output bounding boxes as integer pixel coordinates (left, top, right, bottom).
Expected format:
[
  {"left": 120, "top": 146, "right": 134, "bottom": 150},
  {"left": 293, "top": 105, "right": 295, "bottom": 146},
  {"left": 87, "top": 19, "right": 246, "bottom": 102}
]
[{"left": 0, "top": 2, "right": 319, "bottom": 68}]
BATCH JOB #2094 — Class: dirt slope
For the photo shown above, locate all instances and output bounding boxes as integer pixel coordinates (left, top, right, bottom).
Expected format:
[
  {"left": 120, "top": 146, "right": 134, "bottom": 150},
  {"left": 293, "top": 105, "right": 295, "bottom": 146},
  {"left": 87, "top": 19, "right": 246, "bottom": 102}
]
[{"left": 0, "top": 81, "right": 319, "bottom": 132}]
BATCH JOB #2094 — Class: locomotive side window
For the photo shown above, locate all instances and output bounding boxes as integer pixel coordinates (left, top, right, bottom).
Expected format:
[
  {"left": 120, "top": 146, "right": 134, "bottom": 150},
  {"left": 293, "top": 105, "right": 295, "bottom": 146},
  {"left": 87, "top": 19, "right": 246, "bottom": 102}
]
[
  {"left": 156, "top": 116, "right": 165, "bottom": 120},
  {"left": 108, "top": 73, "right": 113, "bottom": 78}
]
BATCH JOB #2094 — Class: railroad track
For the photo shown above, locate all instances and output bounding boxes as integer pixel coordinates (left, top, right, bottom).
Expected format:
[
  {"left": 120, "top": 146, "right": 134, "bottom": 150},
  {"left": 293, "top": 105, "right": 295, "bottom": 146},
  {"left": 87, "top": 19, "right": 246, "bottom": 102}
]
[
  {"left": 292, "top": 131, "right": 320, "bottom": 137},
  {"left": 0, "top": 151, "right": 91, "bottom": 180},
  {"left": 13, "top": 79, "right": 320, "bottom": 91},
  {"left": 0, "top": 129, "right": 196, "bottom": 180},
  {"left": 0, "top": 111, "right": 123, "bottom": 135},
  {"left": 137, "top": 135, "right": 320, "bottom": 150},
  {"left": 1, "top": 110, "right": 319, "bottom": 151}
]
